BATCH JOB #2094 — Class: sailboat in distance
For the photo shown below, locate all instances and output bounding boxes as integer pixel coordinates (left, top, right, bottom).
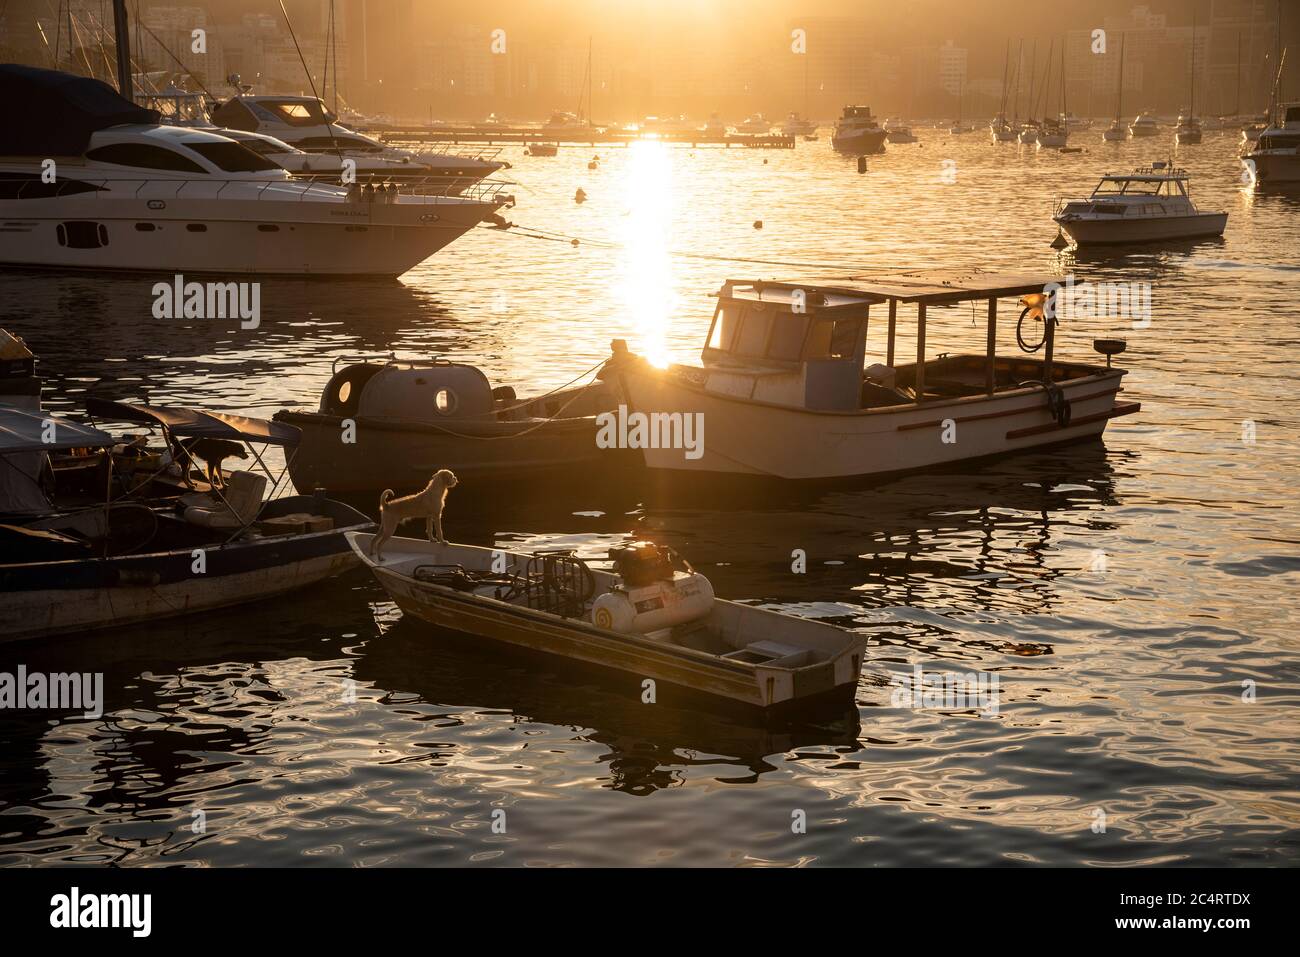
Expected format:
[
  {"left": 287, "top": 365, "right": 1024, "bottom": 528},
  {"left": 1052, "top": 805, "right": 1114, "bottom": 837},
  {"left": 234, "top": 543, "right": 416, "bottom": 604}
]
[{"left": 1104, "top": 34, "right": 1128, "bottom": 141}]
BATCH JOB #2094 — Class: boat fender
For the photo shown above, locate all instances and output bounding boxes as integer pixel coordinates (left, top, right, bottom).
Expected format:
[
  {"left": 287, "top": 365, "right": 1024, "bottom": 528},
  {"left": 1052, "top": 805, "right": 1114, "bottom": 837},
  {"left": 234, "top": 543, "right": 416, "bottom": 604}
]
[{"left": 592, "top": 572, "right": 715, "bottom": 635}]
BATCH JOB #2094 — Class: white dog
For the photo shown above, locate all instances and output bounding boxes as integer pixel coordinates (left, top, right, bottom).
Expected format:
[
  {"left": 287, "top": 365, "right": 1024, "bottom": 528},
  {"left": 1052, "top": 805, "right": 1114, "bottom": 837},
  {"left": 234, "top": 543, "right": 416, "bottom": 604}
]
[{"left": 369, "top": 469, "right": 459, "bottom": 561}]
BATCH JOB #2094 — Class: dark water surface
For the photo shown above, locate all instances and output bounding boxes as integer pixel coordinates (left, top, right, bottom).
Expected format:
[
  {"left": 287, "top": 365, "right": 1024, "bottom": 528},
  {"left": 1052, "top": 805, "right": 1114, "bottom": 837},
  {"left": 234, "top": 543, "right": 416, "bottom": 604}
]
[{"left": 2, "top": 132, "right": 1298, "bottom": 866}]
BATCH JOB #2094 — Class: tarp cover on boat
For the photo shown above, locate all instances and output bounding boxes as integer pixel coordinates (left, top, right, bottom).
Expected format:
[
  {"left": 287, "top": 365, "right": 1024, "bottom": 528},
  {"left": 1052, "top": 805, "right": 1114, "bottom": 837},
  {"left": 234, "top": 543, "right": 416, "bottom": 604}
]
[
  {"left": 0, "top": 407, "right": 113, "bottom": 453},
  {"left": 0, "top": 64, "right": 160, "bottom": 156},
  {"left": 85, "top": 398, "right": 301, "bottom": 447}
]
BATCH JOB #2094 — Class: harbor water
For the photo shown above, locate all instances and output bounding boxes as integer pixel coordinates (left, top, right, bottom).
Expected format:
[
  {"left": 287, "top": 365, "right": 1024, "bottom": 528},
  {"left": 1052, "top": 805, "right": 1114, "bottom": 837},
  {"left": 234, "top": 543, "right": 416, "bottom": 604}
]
[{"left": 1, "top": 132, "right": 1298, "bottom": 866}]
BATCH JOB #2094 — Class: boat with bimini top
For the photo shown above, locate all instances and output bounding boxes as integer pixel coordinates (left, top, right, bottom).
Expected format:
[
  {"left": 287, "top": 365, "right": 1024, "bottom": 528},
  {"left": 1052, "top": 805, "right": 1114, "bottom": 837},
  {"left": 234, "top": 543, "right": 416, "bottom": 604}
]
[{"left": 599, "top": 274, "right": 1139, "bottom": 482}]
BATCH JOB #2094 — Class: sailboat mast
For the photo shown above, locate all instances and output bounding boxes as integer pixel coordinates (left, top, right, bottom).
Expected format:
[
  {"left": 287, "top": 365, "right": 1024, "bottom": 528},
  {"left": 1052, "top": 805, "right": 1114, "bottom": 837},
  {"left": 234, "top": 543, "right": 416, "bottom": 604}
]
[
  {"left": 111, "top": 0, "right": 132, "bottom": 99},
  {"left": 1011, "top": 39, "right": 1022, "bottom": 123},
  {"left": 1189, "top": 10, "right": 1196, "bottom": 118},
  {"left": 1060, "top": 37, "right": 1067, "bottom": 119},
  {"left": 1234, "top": 32, "right": 1241, "bottom": 117},
  {"left": 1116, "top": 34, "right": 1125, "bottom": 121}
]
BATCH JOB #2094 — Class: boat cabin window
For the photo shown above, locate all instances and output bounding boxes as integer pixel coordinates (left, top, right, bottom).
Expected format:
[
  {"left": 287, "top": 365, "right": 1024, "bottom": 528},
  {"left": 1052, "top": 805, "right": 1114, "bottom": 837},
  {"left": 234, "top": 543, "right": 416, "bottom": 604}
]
[
  {"left": 185, "top": 141, "right": 282, "bottom": 173},
  {"left": 707, "top": 300, "right": 863, "bottom": 363},
  {"left": 295, "top": 135, "right": 381, "bottom": 153},
  {"left": 85, "top": 143, "right": 206, "bottom": 173},
  {"left": 264, "top": 99, "right": 338, "bottom": 126}
]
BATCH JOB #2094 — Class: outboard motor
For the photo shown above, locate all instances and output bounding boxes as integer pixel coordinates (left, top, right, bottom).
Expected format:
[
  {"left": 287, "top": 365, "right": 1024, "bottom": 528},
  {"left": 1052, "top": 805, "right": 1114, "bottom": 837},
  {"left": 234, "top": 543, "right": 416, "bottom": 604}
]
[{"left": 592, "top": 542, "right": 714, "bottom": 636}]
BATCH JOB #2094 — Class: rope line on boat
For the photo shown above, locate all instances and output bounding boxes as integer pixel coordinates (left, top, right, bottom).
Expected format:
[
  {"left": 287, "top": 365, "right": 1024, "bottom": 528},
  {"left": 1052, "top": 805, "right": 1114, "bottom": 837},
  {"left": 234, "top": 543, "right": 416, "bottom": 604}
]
[
  {"left": 487, "top": 221, "right": 932, "bottom": 276},
  {"left": 412, "top": 375, "right": 605, "bottom": 441}
]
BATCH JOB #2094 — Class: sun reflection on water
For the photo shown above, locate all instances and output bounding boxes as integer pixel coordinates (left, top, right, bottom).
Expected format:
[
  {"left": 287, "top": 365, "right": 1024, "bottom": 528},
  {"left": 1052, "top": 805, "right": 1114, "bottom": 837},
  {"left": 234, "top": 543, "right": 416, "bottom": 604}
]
[{"left": 617, "top": 140, "right": 677, "bottom": 367}]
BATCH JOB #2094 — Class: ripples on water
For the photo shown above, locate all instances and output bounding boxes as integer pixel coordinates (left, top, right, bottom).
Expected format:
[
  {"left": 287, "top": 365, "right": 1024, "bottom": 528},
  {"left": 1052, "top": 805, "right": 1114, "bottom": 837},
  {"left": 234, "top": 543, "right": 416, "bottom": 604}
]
[{"left": 1, "top": 132, "right": 1298, "bottom": 866}]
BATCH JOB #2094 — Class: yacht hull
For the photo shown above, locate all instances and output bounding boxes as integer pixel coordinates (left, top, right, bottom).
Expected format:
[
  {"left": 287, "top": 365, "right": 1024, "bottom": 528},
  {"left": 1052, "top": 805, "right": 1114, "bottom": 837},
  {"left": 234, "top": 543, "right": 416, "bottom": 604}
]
[
  {"left": 831, "top": 129, "right": 887, "bottom": 154},
  {"left": 611, "top": 358, "right": 1134, "bottom": 481},
  {"left": 0, "top": 193, "right": 497, "bottom": 277},
  {"left": 1245, "top": 153, "right": 1300, "bottom": 184},
  {"left": 1056, "top": 212, "right": 1227, "bottom": 245}
]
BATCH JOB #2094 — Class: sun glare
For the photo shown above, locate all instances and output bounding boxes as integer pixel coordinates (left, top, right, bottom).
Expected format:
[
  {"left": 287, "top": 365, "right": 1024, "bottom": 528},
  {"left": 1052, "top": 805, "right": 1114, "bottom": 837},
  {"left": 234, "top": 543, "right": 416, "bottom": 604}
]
[{"left": 617, "top": 140, "right": 676, "bottom": 368}]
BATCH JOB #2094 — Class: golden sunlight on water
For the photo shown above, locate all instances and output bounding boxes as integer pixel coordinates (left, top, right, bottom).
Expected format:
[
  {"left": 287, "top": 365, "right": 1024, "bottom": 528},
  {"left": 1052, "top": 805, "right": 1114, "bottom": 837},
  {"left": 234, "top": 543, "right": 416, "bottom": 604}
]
[{"left": 617, "top": 140, "right": 678, "bottom": 368}]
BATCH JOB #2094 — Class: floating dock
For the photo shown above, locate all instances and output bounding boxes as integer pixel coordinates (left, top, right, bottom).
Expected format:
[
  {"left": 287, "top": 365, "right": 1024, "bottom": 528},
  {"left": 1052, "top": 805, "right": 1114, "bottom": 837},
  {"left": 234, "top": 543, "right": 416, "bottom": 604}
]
[{"left": 370, "top": 126, "right": 799, "bottom": 149}]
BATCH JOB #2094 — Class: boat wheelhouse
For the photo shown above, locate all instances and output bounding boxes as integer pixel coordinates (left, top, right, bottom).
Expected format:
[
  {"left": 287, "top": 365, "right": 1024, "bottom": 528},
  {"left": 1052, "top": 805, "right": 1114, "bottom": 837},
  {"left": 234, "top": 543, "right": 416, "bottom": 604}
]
[
  {"left": 1053, "top": 164, "right": 1227, "bottom": 245},
  {"left": 600, "top": 274, "right": 1139, "bottom": 482}
]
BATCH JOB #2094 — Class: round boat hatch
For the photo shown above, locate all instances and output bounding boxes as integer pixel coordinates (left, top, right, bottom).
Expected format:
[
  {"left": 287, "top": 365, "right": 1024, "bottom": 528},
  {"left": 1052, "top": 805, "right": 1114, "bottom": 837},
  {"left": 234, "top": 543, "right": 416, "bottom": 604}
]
[
  {"left": 337, "top": 381, "right": 352, "bottom": 404},
  {"left": 435, "top": 388, "right": 458, "bottom": 415}
]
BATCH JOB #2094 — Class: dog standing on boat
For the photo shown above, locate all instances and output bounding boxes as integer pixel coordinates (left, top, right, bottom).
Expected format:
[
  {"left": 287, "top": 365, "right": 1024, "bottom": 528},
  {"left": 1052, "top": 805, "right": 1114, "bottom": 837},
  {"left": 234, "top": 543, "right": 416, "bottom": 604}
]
[{"left": 369, "top": 469, "right": 459, "bottom": 561}]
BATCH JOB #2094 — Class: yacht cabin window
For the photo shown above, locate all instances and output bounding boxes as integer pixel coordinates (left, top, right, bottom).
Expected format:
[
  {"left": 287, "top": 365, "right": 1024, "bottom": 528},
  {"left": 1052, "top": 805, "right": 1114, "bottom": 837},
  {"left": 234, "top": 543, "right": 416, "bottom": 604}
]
[
  {"left": 185, "top": 141, "right": 281, "bottom": 173},
  {"left": 85, "top": 143, "right": 205, "bottom": 174}
]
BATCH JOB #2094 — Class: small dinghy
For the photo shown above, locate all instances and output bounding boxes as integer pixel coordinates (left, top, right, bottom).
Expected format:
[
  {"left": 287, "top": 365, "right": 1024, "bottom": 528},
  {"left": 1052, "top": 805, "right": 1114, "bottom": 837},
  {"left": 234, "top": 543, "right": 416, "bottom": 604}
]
[
  {"left": 276, "top": 356, "right": 621, "bottom": 495},
  {"left": 349, "top": 535, "right": 867, "bottom": 716},
  {"left": 526, "top": 142, "right": 559, "bottom": 157}
]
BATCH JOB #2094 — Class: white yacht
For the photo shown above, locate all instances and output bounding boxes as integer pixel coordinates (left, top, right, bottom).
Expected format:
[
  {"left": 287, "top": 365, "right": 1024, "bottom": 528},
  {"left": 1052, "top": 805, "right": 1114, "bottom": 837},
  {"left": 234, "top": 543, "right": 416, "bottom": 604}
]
[
  {"left": 1018, "top": 122, "right": 1039, "bottom": 144},
  {"left": 210, "top": 93, "right": 506, "bottom": 188},
  {"left": 831, "top": 105, "right": 887, "bottom": 153},
  {"left": 884, "top": 117, "right": 918, "bottom": 143},
  {"left": 1242, "top": 103, "right": 1300, "bottom": 185},
  {"left": 1128, "top": 113, "right": 1159, "bottom": 137},
  {"left": 700, "top": 113, "right": 727, "bottom": 137},
  {"left": 0, "top": 66, "right": 505, "bottom": 277},
  {"left": 1052, "top": 163, "right": 1227, "bottom": 246},
  {"left": 736, "top": 114, "right": 772, "bottom": 134},
  {"left": 1102, "top": 120, "right": 1128, "bottom": 142},
  {"left": 782, "top": 112, "right": 816, "bottom": 136}
]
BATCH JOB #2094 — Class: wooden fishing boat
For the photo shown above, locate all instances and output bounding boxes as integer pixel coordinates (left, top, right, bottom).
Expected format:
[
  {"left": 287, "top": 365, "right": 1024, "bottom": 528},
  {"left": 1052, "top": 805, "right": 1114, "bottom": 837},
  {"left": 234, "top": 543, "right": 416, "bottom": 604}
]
[
  {"left": 276, "top": 356, "right": 621, "bottom": 495},
  {"left": 598, "top": 273, "right": 1140, "bottom": 481},
  {"left": 0, "top": 400, "right": 372, "bottom": 642},
  {"left": 348, "top": 534, "right": 867, "bottom": 715}
]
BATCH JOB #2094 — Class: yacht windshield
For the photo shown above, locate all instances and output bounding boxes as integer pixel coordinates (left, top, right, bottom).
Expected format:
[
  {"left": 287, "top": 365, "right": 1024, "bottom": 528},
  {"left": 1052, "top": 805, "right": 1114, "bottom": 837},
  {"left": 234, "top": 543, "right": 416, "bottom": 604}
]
[{"left": 185, "top": 141, "right": 282, "bottom": 172}]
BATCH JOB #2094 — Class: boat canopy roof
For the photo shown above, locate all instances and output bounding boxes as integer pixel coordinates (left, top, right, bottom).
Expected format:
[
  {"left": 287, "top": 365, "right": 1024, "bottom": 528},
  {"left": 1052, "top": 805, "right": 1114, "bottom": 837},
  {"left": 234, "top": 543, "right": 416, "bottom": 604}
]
[
  {"left": 0, "top": 64, "right": 160, "bottom": 156},
  {"left": 717, "top": 273, "right": 1061, "bottom": 310},
  {"left": 0, "top": 408, "right": 114, "bottom": 453},
  {"left": 85, "top": 398, "right": 301, "bottom": 446}
]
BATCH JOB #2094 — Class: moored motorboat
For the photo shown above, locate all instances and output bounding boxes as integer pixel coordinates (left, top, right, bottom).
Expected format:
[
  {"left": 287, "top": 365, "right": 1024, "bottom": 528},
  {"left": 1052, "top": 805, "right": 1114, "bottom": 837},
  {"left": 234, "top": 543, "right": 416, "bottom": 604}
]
[
  {"left": 275, "top": 357, "right": 622, "bottom": 495},
  {"left": 0, "top": 399, "right": 371, "bottom": 642},
  {"left": 599, "top": 274, "right": 1139, "bottom": 482},
  {"left": 1053, "top": 163, "right": 1227, "bottom": 245},
  {"left": 1129, "top": 113, "right": 1159, "bottom": 136},
  {"left": 831, "top": 105, "right": 887, "bottom": 154},
  {"left": 0, "top": 66, "right": 507, "bottom": 278},
  {"left": 1242, "top": 103, "right": 1300, "bottom": 185},
  {"left": 349, "top": 534, "right": 867, "bottom": 715}
]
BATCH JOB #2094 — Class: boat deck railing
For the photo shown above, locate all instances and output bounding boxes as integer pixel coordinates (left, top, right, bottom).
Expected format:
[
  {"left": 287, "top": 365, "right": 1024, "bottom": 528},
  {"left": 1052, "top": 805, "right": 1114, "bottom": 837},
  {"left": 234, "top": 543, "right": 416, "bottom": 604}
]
[{"left": 9, "top": 175, "right": 513, "bottom": 205}]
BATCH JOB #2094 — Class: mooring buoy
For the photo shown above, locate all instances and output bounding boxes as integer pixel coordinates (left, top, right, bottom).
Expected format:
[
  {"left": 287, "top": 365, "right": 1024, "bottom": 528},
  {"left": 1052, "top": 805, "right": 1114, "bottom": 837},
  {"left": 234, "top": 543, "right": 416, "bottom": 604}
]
[
  {"left": 857, "top": 155, "right": 868, "bottom": 174},
  {"left": 575, "top": 188, "right": 587, "bottom": 204},
  {"left": 753, "top": 220, "right": 763, "bottom": 229},
  {"left": 1050, "top": 230, "right": 1068, "bottom": 249}
]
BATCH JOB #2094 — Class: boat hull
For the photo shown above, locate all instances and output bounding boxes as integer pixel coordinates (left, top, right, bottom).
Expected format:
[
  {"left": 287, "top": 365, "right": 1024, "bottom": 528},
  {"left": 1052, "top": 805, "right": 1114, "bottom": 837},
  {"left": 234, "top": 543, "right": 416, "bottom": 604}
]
[
  {"left": 611, "top": 359, "right": 1135, "bottom": 480},
  {"left": 1245, "top": 153, "right": 1300, "bottom": 184},
  {"left": 351, "top": 535, "right": 866, "bottom": 715},
  {"left": 0, "top": 497, "right": 371, "bottom": 642},
  {"left": 831, "top": 129, "right": 887, "bottom": 154},
  {"left": 1057, "top": 211, "right": 1227, "bottom": 245},
  {"left": 0, "top": 193, "right": 498, "bottom": 277},
  {"left": 278, "top": 412, "right": 617, "bottom": 494}
]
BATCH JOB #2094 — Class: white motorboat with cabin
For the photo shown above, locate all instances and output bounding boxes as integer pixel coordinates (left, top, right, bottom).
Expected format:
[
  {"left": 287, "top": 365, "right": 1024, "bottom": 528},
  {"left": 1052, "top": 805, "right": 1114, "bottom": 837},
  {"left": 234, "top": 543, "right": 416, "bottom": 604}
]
[
  {"left": 831, "top": 106, "right": 887, "bottom": 154},
  {"left": 349, "top": 534, "right": 867, "bottom": 716},
  {"left": 0, "top": 66, "right": 505, "bottom": 277},
  {"left": 1129, "top": 113, "right": 1159, "bottom": 137},
  {"left": 700, "top": 113, "right": 727, "bottom": 137},
  {"left": 736, "top": 114, "right": 772, "bottom": 134},
  {"left": 210, "top": 91, "right": 506, "bottom": 189},
  {"left": 884, "top": 118, "right": 918, "bottom": 143},
  {"left": 598, "top": 274, "right": 1139, "bottom": 482},
  {"left": 1242, "top": 103, "right": 1300, "bottom": 185},
  {"left": 1052, "top": 163, "right": 1227, "bottom": 245},
  {"left": 782, "top": 112, "right": 816, "bottom": 136}
]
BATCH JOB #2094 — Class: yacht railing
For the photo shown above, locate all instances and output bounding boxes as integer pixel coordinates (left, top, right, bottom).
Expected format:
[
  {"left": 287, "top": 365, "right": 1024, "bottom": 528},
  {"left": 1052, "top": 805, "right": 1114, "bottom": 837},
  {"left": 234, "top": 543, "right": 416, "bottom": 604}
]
[{"left": 9, "top": 175, "right": 513, "bottom": 205}]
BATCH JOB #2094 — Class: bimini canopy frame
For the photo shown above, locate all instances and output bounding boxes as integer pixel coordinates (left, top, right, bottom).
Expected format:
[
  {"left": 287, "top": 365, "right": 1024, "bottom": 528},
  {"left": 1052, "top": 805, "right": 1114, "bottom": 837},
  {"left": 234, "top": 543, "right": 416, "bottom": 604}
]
[
  {"left": 85, "top": 398, "right": 301, "bottom": 447},
  {"left": 842, "top": 271, "right": 1064, "bottom": 399},
  {"left": 0, "top": 408, "right": 114, "bottom": 454}
]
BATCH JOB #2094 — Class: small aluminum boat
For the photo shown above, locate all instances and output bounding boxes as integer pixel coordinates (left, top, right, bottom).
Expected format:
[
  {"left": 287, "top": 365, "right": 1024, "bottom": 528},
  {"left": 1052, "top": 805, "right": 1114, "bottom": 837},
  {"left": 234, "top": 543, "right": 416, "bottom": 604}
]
[{"left": 349, "top": 534, "right": 867, "bottom": 715}]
